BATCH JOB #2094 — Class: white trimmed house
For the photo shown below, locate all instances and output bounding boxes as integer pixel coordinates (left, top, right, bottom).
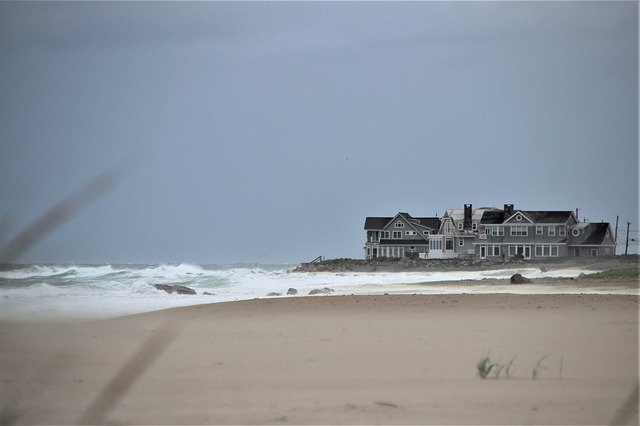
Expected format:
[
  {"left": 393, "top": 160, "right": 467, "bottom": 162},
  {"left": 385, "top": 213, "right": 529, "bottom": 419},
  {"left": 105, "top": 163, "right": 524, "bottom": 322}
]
[
  {"left": 474, "top": 204, "right": 616, "bottom": 259},
  {"left": 364, "top": 212, "right": 440, "bottom": 259},
  {"left": 364, "top": 204, "right": 616, "bottom": 260}
]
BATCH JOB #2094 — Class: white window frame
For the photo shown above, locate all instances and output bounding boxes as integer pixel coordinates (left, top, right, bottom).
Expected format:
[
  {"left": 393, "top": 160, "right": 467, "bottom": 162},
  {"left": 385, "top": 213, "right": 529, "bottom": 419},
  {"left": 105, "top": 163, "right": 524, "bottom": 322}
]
[
  {"left": 536, "top": 225, "right": 543, "bottom": 235},
  {"left": 458, "top": 222, "right": 463, "bottom": 231},
  {"left": 444, "top": 221, "right": 453, "bottom": 234},
  {"left": 382, "top": 231, "right": 390, "bottom": 239},
  {"left": 459, "top": 239, "right": 464, "bottom": 246},
  {"left": 395, "top": 222, "right": 404, "bottom": 228},
  {"left": 423, "top": 230, "right": 430, "bottom": 235},
  {"left": 445, "top": 237, "right": 454, "bottom": 250},
  {"left": 559, "top": 226, "right": 566, "bottom": 236},
  {"left": 572, "top": 228, "right": 580, "bottom": 237},
  {"left": 472, "top": 222, "right": 478, "bottom": 231},
  {"left": 392, "top": 231, "right": 402, "bottom": 239},
  {"left": 548, "top": 226, "right": 556, "bottom": 236},
  {"left": 511, "top": 225, "right": 528, "bottom": 236}
]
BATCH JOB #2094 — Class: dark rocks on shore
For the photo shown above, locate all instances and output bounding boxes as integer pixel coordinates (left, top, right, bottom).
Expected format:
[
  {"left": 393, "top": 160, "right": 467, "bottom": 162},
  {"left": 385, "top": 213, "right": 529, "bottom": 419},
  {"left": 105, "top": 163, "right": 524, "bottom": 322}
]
[
  {"left": 267, "top": 292, "right": 282, "bottom": 297},
  {"left": 510, "top": 274, "right": 532, "bottom": 284},
  {"left": 203, "top": 292, "right": 216, "bottom": 296},
  {"left": 540, "top": 265, "right": 549, "bottom": 272},
  {"left": 286, "top": 288, "right": 298, "bottom": 295},
  {"left": 153, "top": 284, "right": 197, "bottom": 295},
  {"left": 309, "top": 287, "right": 335, "bottom": 295}
]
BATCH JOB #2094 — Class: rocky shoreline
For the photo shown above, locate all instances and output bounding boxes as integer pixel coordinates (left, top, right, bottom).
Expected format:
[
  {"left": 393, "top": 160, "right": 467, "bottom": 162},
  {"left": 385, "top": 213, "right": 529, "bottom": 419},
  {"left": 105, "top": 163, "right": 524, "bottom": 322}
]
[{"left": 292, "top": 255, "right": 638, "bottom": 273}]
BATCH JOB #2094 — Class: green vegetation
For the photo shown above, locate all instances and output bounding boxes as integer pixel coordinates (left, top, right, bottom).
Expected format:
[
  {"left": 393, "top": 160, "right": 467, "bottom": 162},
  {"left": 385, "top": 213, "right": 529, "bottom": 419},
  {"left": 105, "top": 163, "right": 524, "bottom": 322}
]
[
  {"left": 579, "top": 268, "right": 638, "bottom": 280},
  {"left": 476, "top": 353, "right": 494, "bottom": 379}
]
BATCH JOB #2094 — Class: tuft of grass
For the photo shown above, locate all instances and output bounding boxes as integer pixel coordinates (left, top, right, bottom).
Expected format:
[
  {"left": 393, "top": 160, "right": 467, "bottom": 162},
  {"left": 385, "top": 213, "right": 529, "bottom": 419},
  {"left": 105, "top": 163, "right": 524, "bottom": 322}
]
[
  {"left": 532, "top": 354, "right": 553, "bottom": 379},
  {"left": 476, "top": 353, "right": 494, "bottom": 379},
  {"left": 504, "top": 356, "right": 516, "bottom": 379}
]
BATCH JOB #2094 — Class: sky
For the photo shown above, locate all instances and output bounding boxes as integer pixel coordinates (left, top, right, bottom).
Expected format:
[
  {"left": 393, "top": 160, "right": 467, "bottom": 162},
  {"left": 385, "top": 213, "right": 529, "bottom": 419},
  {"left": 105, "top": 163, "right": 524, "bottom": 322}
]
[{"left": 1, "top": 1, "right": 638, "bottom": 264}]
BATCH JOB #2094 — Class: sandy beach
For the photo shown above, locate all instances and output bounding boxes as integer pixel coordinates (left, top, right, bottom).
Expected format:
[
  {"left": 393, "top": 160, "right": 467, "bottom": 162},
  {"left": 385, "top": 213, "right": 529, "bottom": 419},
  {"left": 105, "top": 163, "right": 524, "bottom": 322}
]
[{"left": 1, "top": 289, "right": 637, "bottom": 425}]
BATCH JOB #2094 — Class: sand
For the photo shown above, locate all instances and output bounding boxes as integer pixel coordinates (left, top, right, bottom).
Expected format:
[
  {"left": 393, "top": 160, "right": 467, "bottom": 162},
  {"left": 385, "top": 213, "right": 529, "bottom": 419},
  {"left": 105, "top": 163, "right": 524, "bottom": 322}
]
[{"left": 1, "top": 291, "right": 637, "bottom": 425}]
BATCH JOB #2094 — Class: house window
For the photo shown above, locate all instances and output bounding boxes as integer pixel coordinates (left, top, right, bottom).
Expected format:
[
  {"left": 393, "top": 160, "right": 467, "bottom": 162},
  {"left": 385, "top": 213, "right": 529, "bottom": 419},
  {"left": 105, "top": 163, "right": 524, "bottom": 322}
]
[
  {"left": 392, "top": 231, "right": 402, "bottom": 239},
  {"left": 405, "top": 231, "right": 416, "bottom": 236},
  {"left": 430, "top": 239, "right": 441, "bottom": 250},
  {"left": 591, "top": 249, "right": 598, "bottom": 257},
  {"left": 444, "top": 221, "right": 453, "bottom": 234},
  {"left": 486, "top": 226, "right": 504, "bottom": 236},
  {"left": 472, "top": 222, "right": 478, "bottom": 231},
  {"left": 382, "top": 231, "right": 390, "bottom": 239},
  {"left": 395, "top": 222, "right": 404, "bottom": 228},
  {"left": 515, "top": 214, "right": 523, "bottom": 221},
  {"left": 445, "top": 238, "right": 454, "bottom": 250},
  {"left": 548, "top": 226, "right": 556, "bottom": 236},
  {"left": 489, "top": 245, "right": 500, "bottom": 256},
  {"left": 423, "top": 231, "right": 430, "bottom": 235},
  {"left": 559, "top": 226, "right": 566, "bottom": 236},
  {"left": 536, "top": 225, "right": 543, "bottom": 235},
  {"left": 459, "top": 239, "right": 464, "bottom": 246},
  {"left": 458, "top": 222, "right": 463, "bottom": 231},
  {"left": 535, "top": 245, "right": 559, "bottom": 257},
  {"left": 572, "top": 229, "right": 580, "bottom": 237},
  {"left": 410, "top": 246, "right": 416, "bottom": 250},
  {"left": 511, "top": 226, "right": 528, "bottom": 236}
]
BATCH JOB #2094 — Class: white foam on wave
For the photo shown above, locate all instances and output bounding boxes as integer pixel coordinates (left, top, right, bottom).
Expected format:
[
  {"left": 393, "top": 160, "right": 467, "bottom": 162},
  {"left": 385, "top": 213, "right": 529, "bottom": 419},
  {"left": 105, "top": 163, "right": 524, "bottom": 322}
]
[{"left": 0, "top": 264, "right": 632, "bottom": 322}]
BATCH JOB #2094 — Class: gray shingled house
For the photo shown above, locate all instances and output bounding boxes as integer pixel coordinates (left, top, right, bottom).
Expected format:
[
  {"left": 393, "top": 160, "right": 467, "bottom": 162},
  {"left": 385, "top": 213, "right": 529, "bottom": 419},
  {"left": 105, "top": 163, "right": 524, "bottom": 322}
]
[
  {"left": 364, "top": 204, "right": 616, "bottom": 260},
  {"left": 364, "top": 212, "right": 440, "bottom": 259},
  {"left": 474, "top": 204, "right": 616, "bottom": 259}
]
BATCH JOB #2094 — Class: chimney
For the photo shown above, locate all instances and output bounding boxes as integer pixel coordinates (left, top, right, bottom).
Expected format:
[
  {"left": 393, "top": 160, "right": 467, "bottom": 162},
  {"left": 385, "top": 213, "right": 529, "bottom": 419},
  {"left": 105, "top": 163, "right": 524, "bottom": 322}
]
[
  {"left": 504, "top": 204, "right": 514, "bottom": 217},
  {"left": 464, "top": 204, "right": 472, "bottom": 230}
]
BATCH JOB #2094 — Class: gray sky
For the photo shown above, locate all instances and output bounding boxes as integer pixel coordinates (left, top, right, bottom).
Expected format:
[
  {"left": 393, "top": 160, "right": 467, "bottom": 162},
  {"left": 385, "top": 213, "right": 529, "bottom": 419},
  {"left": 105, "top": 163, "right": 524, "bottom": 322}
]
[{"left": 1, "top": 1, "right": 637, "bottom": 263}]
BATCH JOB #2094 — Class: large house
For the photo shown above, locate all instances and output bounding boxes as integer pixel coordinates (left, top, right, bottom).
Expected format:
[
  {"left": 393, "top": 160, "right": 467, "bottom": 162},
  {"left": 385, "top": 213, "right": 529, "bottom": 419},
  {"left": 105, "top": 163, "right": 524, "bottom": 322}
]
[
  {"left": 364, "top": 204, "right": 616, "bottom": 260},
  {"left": 364, "top": 212, "right": 440, "bottom": 260}
]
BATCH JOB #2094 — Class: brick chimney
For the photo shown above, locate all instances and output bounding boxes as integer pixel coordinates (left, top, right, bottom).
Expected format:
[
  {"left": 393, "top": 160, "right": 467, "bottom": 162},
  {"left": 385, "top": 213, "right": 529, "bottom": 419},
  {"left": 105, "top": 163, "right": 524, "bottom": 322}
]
[
  {"left": 464, "top": 204, "right": 472, "bottom": 230},
  {"left": 504, "top": 204, "right": 514, "bottom": 217}
]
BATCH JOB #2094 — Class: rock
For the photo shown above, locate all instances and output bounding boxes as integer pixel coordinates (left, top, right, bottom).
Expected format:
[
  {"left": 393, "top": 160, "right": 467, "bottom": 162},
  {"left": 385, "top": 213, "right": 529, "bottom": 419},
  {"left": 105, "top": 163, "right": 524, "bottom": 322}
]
[
  {"left": 286, "top": 288, "right": 298, "bottom": 295},
  {"left": 153, "top": 284, "right": 197, "bottom": 295},
  {"left": 203, "top": 291, "right": 215, "bottom": 296},
  {"left": 308, "top": 287, "right": 334, "bottom": 295},
  {"left": 540, "top": 265, "right": 549, "bottom": 272},
  {"left": 578, "top": 273, "right": 587, "bottom": 279},
  {"left": 267, "top": 292, "right": 282, "bottom": 297},
  {"left": 510, "top": 273, "right": 532, "bottom": 284}
]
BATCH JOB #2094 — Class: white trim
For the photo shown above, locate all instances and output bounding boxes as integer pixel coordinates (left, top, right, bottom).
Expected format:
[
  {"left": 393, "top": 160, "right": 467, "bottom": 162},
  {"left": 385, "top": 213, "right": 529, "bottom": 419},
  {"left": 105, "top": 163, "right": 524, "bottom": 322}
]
[{"left": 504, "top": 211, "right": 534, "bottom": 224}]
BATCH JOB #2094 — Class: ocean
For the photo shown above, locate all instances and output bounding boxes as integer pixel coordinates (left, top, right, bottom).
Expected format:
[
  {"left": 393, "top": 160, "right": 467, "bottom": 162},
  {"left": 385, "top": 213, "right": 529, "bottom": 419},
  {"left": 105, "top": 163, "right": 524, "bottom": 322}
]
[{"left": 0, "top": 263, "right": 632, "bottom": 321}]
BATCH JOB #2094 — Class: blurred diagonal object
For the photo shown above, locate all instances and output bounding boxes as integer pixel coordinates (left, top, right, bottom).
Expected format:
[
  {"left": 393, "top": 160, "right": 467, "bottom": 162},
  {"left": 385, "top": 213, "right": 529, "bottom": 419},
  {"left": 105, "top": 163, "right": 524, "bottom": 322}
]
[{"left": 0, "top": 161, "right": 134, "bottom": 263}]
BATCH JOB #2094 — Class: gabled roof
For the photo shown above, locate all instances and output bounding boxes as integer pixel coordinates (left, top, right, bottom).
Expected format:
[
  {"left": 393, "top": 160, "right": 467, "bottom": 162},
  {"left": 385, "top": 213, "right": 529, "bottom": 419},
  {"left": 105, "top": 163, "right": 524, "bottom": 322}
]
[
  {"left": 481, "top": 210, "right": 505, "bottom": 224},
  {"left": 481, "top": 210, "right": 575, "bottom": 224},
  {"left": 364, "top": 213, "right": 440, "bottom": 231},
  {"left": 415, "top": 217, "right": 441, "bottom": 230},
  {"left": 525, "top": 211, "right": 574, "bottom": 224},
  {"left": 569, "top": 223, "right": 613, "bottom": 245},
  {"left": 364, "top": 217, "right": 392, "bottom": 229}
]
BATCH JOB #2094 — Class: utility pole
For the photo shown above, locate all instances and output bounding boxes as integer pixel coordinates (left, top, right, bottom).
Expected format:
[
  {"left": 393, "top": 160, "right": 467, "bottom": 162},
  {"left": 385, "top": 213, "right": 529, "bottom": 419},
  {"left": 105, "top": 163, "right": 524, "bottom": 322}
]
[
  {"left": 625, "top": 222, "right": 630, "bottom": 255},
  {"left": 614, "top": 215, "right": 619, "bottom": 244}
]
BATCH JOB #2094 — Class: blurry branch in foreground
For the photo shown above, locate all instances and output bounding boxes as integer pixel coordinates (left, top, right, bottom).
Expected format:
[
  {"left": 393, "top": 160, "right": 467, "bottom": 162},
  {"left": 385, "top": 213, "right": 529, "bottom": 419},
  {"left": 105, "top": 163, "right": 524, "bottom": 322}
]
[{"left": 0, "top": 163, "right": 132, "bottom": 263}]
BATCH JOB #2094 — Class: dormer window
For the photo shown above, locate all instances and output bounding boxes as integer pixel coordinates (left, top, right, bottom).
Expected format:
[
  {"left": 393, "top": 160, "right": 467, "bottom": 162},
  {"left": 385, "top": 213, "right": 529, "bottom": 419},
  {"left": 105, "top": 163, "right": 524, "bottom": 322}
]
[
  {"left": 395, "top": 222, "right": 404, "bottom": 228},
  {"left": 444, "top": 221, "right": 453, "bottom": 234},
  {"left": 472, "top": 222, "right": 477, "bottom": 231},
  {"left": 457, "top": 222, "right": 463, "bottom": 231}
]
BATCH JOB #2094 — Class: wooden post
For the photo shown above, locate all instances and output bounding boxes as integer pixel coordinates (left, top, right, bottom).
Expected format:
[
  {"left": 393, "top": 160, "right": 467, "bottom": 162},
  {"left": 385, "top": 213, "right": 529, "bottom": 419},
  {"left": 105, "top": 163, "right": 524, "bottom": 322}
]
[{"left": 625, "top": 222, "right": 630, "bottom": 255}]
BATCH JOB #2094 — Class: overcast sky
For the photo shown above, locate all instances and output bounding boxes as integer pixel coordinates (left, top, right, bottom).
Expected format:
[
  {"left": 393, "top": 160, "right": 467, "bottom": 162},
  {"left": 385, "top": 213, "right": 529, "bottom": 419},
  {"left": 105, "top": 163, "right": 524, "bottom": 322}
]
[{"left": 1, "top": 1, "right": 637, "bottom": 263}]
